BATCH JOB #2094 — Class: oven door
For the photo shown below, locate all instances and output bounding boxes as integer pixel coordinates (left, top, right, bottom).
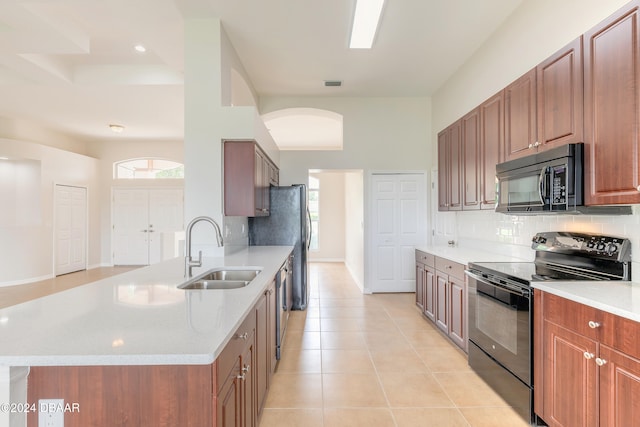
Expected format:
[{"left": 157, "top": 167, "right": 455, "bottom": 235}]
[{"left": 466, "top": 269, "right": 532, "bottom": 385}]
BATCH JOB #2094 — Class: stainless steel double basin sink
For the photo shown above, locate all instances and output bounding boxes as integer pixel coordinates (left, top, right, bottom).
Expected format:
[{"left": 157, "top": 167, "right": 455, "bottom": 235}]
[{"left": 179, "top": 268, "right": 261, "bottom": 290}]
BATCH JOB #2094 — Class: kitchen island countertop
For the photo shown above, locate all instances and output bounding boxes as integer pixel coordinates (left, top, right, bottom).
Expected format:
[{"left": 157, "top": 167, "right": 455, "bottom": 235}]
[{"left": 0, "top": 246, "right": 293, "bottom": 367}]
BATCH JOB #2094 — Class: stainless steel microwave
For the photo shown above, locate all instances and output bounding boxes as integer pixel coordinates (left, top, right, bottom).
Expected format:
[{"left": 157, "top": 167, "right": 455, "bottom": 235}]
[{"left": 495, "top": 143, "right": 630, "bottom": 215}]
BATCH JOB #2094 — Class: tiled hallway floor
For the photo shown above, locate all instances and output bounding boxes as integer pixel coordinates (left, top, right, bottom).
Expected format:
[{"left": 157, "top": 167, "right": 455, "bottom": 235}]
[{"left": 260, "top": 262, "right": 529, "bottom": 427}]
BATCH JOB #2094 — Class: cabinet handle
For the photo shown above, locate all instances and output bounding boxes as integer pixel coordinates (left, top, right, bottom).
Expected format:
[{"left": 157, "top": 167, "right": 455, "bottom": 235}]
[
  {"left": 237, "top": 373, "right": 246, "bottom": 381},
  {"left": 583, "top": 352, "right": 594, "bottom": 360},
  {"left": 235, "top": 332, "right": 249, "bottom": 340},
  {"left": 534, "top": 141, "right": 540, "bottom": 147},
  {"left": 242, "top": 364, "right": 250, "bottom": 373},
  {"left": 595, "top": 358, "right": 607, "bottom": 366},
  {"left": 637, "top": 185, "right": 640, "bottom": 192},
  {"left": 528, "top": 143, "right": 533, "bottom": 149},
  {"left": 588, "top": 321, "right": 601, "bottom": 329}
]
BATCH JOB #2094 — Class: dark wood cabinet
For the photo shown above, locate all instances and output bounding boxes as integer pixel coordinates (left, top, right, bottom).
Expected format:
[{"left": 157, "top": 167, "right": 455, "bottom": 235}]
[
  {"left": 504, "top": 68, "right": 538, "bottom": 160},
  {"left": 537, "top": 37, "right": 584, "bottom": 151},
  {"left": 462, "top": 108, "right": 481, "bottom": 210},
  {"left": 438, "top": 120, "right": 462, "bottom": 211},
  {"left": 535, "top": 290, "right": 640, "bottom": 427},
  {"left": 224, "top": 140, "right": 279, "bottom": 217},
  {"left": 479, "top": 91, "right": 503, "bottom": 209},
  {"left": 415, "top": 250, "right": 466, "bottom": 352},
  {"left": 584, "top": 0, "right": 640, "bottom": 205},
  {"left": 256, "top": 279, "right": 276, "bottom": 418}
]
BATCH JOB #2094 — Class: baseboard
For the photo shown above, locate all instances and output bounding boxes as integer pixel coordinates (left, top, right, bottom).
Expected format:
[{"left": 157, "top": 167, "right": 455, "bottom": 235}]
[{"left": 0, "top": 273, "right": 54, "bottom": 288}]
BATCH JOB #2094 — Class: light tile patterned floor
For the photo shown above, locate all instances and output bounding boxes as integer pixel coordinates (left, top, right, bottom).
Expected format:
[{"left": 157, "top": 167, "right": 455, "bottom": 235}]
[{"left": 260, "top": 262, "right": 530, "bottom": 427}]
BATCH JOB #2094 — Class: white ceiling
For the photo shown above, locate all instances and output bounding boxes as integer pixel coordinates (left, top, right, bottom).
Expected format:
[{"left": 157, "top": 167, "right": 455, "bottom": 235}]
[{"left": 0, "top": 0, "right": 523, "bottom": 143}]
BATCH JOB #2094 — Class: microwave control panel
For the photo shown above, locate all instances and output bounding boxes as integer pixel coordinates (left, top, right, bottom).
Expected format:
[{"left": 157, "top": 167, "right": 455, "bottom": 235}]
[{"left": 551, "top": 166, "right": 567, "bottom": 205}]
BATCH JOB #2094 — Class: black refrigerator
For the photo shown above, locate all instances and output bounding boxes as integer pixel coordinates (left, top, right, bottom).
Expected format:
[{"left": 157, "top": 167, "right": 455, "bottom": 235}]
[{"left": 248, "top": 184, "right": 309, "bottom": 310}]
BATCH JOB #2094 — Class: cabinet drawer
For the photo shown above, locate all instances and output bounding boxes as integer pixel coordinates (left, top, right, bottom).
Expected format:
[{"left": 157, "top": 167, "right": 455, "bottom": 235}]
[
  {"left": 415, "top": 250, "right": 435, "bottom": 267},
  {"left": 216, "top": 313, "right": 255, "bottom": 391},
  {"left": 542, "top": 292, "right": 604, "bottom": 340},
  {"left": 601, "top": 311, "right": 640, "bottom": 360},
  {"left": 435, "top": 257, "right": 465, "bottom": 279}
]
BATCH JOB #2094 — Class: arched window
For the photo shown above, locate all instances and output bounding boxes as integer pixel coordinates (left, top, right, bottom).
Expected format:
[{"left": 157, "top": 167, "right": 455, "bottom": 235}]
[{"left": 114, "top": 158, "right": 184, "bottom": 179}]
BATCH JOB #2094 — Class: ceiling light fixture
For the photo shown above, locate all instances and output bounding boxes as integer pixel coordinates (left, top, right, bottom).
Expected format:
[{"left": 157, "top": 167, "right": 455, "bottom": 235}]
[
  {"left": 349, "top": 0, "right": 386, "bottom": 49},
  {"left": 109, "top": 124, "right": 125, "bottom": 133},
  {"left": 0, "top": 157, "right": 8, "bottom": 160},
  {"left": 134, "top": 44, "right": 147, "bottom": 53}
]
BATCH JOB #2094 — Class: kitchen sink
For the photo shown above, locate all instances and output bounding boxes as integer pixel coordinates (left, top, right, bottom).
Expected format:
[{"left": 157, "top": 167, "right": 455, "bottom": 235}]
[{"left": 179, "top": 268, "right": 262, "bottom": 290}]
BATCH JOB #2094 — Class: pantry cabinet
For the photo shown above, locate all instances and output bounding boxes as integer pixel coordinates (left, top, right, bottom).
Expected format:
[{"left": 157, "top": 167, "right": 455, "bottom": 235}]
[
  {"left": 583, "top": 0, "right": 640, "bottom": 205},
  {"left": 224, "top": 140, "right": 279, "bottom": 217},
  {"left": 415, "top": 249, "right": 467, "bottom": 352},
  {"left": 534, "top": 291, "right": 640, "bottom": 427}
]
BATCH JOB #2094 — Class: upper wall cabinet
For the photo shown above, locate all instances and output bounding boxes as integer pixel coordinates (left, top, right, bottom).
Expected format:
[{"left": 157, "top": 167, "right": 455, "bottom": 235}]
[
  {"left": 479, "top": 91, "right": 504, "bottom": 209},
  {"left": 504, "top": 37, "right": 584, "bottom": 161},
  {"left": 438, "top": 121, "right": 462, "bottom": 211},
  {"left": 584, "top": 0, "right": 640, "bottom": 205},
  {"left": 504, "top": 68, "right": 537, "bottom": 161},
  {"left": 537, "top": 37, "right": 584, "bottom": 151},
  {"left": 462, "top": 108, "right": 481, "bottom": 210},
  {"left": 224, "top": 140, "right": 279, "bottom": 217}
]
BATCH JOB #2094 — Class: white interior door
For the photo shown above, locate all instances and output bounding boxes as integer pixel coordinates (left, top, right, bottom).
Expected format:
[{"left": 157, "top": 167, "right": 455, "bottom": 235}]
[
  {"left": 55, "top": 185, "right": 87, "bottom": 275},
  {"left": 113, "top": 188, "right": 183, "bottom": 266},
  {"left": 370, "top": 173, "right": 427, "bottom": 292}
]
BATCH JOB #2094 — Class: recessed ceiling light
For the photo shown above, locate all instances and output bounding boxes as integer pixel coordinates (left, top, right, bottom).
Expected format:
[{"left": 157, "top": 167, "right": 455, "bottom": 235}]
[
  {"left": 349, "top": 0, "right": 386, "bottom": 49},
  {"left": 109, "top": 124, "right": 125, "bottom": 133},
  {"left": 134, "top": 44, "right": 147, "bottom": 53}
]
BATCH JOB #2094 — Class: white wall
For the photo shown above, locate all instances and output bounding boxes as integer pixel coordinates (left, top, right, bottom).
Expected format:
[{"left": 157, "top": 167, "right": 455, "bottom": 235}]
[
  {"left": 345, "top": 171, "right": 364, "bottom": 290},
  {"left": 309, "top": 171, "right": 346, "bottom": 262},
  {"left": 0, "top": 138, "right": 100, "bottom": 285},
  {"left": 431, "top": 0, "right": 640, "bottom": 268}
]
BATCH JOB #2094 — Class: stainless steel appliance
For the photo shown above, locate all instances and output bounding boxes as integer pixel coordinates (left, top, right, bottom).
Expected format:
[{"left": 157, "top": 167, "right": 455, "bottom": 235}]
[
  {"left": 275, "top": 254, "right": 293, "bottom": 359},
  {"left": 495, "top": 143, "right": 631, "bottom": 215},
  {"left": 249, "top": 184, "right": 310, "bottom": 310},
  {"left": 466, "top": 231, "right": 631, "bottom": 425}
]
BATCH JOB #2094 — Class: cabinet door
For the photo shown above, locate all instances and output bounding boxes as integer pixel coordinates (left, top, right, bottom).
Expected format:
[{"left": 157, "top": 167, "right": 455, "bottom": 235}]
[
  {"left": 415, "top": 262, "right": 425, "bottom": 311},
  {"left": 449, "top": 276, "right": 466, "bottom": 351},
  {"left": 462, "top": 108, "right": 481, "bottom": 210},
  {"left": 448, "top": 121, "right": 462, "bottom": 210},
  {"left": 241, "top": 341, "right": 255, "bottom": 427},
  {"left": 504, "top": 68, "right": 537, "bottom": 160},
  {"left": 435, "top": 273, "right": 449, "bottom": 334},
  {"left": 267, "top": 281, "right": 277, "bottom": 379},
  {"left": 424, "top": 266, "right": 436, "bottom": 322},
  {"left": 584, "top": 1, "right": 640, "bottom": 205},
  {"left": 217, "top": 359, "right": 242, "bottom": 427},
  {"left": 255, "top": 292, "right": 268, "bottom": 416},
  {"left": 479, "top": 91, "right": 503, "bottom": 209},
  {"left": 599, "top": 344, "right": 640, "bottom": 426},
  {"left": 254, "top": 150, "right": 267, "bottom": 216},
  {"left": 437, "top": 129, "right": 450, "bottom": 211},
  {"left": 542, "top": 320, "right": 598, "bottom": 427},
  {"left": 537, "top": 37, "right": 584, "bottom": 152}
]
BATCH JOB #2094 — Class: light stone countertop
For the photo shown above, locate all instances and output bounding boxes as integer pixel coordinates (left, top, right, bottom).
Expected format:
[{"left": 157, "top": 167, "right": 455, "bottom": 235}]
[
  {"left": 416, "top": 244, "right": 640, "bottom": 322},
  {"left": 0, "top": 246, "right": 293, "bottom": 367},
  {"left": 415, "top": 244, "right": 530, "bottom": 265}
]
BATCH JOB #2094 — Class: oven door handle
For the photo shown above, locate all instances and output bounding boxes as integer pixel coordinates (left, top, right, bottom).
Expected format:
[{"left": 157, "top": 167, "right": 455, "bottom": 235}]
[
  {"left": 465, "top": 270, "right": 530, "bottom": 298},
  {"left": 539, "top": 167, "right": 547, "bottom": 205}
]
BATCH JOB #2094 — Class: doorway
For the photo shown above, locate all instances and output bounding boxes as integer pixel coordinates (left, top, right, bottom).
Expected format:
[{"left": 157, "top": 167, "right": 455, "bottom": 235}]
[
  {"left": 369, "top": 172, "right": 427, "bottom": 293},
  {"left": 55, "top": 184, "right": 87, "bottom": 276},
  {"left": 112, "top": 188, "right": 184, "bottom": 266}
]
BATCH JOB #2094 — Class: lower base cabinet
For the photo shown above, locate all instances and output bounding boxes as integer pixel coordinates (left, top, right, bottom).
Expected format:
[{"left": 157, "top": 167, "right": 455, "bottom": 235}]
[
  {"left": 415, "top": 249, "right": 467, "bottom": 352},
  {"left": 535, "top": 291, "right": 640, "bottom": 426}
]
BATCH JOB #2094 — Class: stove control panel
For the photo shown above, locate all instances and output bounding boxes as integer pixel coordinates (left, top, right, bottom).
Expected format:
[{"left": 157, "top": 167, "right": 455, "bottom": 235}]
[{"left": 531, "top": 231, "right": 631, "bottom": 262}]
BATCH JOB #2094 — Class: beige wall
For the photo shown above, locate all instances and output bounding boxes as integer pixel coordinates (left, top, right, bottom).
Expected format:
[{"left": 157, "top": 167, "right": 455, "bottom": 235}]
[{"left": 344, "top": 171, "right": 364, "bottom": 290}]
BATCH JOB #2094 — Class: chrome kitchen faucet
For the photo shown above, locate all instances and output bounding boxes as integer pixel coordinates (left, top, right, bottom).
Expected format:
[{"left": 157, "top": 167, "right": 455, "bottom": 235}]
[{"left": 184, "top": 216, "right": 224, "bottom": 278}]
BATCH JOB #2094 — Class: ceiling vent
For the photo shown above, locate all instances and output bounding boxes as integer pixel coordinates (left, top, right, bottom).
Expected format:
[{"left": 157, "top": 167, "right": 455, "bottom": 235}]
[{"left": 324, "top": 80, "right": 342, "bottom": 87}]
